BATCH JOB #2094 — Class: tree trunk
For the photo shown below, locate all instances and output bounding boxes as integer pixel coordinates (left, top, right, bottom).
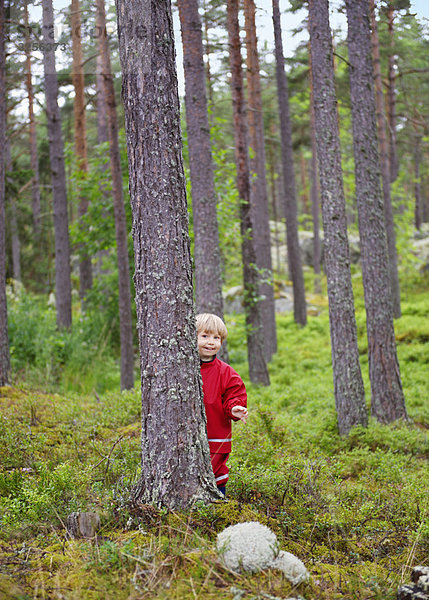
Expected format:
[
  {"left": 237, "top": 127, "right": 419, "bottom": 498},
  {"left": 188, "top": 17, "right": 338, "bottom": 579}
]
[
  {"left": 413, "top": 131, "right": 422, "bottom": 230},
  {"left": 226, "top": 0, "right": 269, "bottom": 386},
  {"left": 0, "top": 0, "right": 10, "bottom": 387},
  {"left": 5, "top": 141, "right": 21, "bottom": 283},
  {"left": 71, "top": 0, "right": 92, "bottom": 301},
  {"left": 387, "top": 4, "right": 399, "bottom": 183},
  {"left": 308, "top": 0, "right": 367, "bottom": 436},
  {"left": 369, "top": 0, "right": 401, "bottom": 318},
  {"left": 177, "top": 0, "right": 224, "bottom": 320},
  {"left": 345, "top": 0, "right": 407, "bottom": 423},
  {"left": 115, "top": 0, "right": 221, "bottom": 507},
  {"left": 308, "top": 38, "right": 321, "bottom": 295},
  {"left": 42, "top": 0, "right": 72, "bottom": 329},
  {"left": 96, "top": 0, "right": 134, "bottom": 391},
  {"left": 96, "top": 52, "right": 108, "bottom": 146},
  {"left": 244, "top": 0, "right": 277, "bottom": 361},
  {"left": 24, "top": 1, "right": 41, "bottom": 235},
  {"left": 272, "top": 0, "right": 307, "bottom": 326}
]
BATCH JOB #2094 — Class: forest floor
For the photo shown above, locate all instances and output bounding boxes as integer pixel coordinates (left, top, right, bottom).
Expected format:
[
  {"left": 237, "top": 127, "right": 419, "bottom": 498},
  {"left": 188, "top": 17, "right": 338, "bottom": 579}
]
[{"left": 0, "top": 279, "right": 428, "bottom": 599}]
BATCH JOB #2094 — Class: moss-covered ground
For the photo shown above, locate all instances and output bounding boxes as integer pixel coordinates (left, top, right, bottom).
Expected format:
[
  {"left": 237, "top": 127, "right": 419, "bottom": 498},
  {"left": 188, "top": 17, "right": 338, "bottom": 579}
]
[{"left": 1, "top": 281, "right": 428, "bottom": 599}]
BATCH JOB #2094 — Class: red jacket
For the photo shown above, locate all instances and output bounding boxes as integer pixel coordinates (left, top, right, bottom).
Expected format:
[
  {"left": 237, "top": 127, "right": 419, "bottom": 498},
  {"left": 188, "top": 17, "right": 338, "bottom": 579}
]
[{"left": 200, "top": 357, "right": 247, "bottom": 454}]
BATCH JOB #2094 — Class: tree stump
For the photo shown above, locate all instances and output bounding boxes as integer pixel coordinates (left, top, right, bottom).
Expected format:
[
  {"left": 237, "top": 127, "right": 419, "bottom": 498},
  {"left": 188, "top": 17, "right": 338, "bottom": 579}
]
[{"left": 66, "top": 512, "right": 100, "bottom": 539}]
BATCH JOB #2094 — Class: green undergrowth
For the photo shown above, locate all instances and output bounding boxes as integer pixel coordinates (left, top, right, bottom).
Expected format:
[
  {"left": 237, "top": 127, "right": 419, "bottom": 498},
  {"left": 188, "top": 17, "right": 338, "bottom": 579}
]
[{"left": 1, "top": 285, "right": 428, "bottom": 599}]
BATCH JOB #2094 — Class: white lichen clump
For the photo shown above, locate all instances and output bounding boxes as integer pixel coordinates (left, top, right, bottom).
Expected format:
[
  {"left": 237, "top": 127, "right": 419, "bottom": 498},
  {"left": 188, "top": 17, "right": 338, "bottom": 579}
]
[
  {"left": 217, "top": 521, "right": 309, "bottom": 585},
  {"left": 217, "top": 522, "right": 278, "bottom": 573}
]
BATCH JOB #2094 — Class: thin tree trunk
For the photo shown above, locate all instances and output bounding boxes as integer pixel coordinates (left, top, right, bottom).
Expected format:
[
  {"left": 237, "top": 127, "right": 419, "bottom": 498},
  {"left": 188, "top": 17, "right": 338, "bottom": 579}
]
[
  {"left": 244, "top": 0, "right": 277, "bottom": 361},
  {"left": 413, "top": 131, "right": 422, "bottom": 230},
  {"left": 42, "top": 0, "right": 72, "bottom": 329},
  {"left": 369, "top": 0, "right": 401, "bottom": 318},
  {"left": 272, "top": 0, "right": 307, "bottom": 326},
  {"left": 387, "top": 4, "right": 399, "bottom": 183},
  {"left": 309, "top": 0, "right": 367, "bottom": 436},
  {"left": 177, "top": 0, "right": 224, "bottom": 320},
  {"left": 308, "top": 39, "right": 321, "bottom": 295},
  {"left": 96, "top": 52, "right": 108, "bottom": 146},
  {"left": 115, "top": 0, "right": 221, "bottom": 507},
  {"left": 345, "top": 0, "right": 407, "bottom": 423},
  {"left": 96, "top": 0, "right": 134, "bottom": 390},
  {"left": 71, "top": 0, "right": 92, "bottom": 301},
  {"left": 0, "top": 0, "right": 10, "bottom": 386},
  {"left": 5, "top": 141, "right": 21, "bottom": 283},
  {"left": 24, "top": 1, "right": 41, "bottom": 235},
  {"left": 226, "top": 0, "right": 269, "bottom": 385}
]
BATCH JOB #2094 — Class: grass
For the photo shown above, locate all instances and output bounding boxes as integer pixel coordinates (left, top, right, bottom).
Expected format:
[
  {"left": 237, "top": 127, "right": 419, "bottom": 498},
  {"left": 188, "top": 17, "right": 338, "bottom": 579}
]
[{"left": 0, "top": 281, "right": 428, "bottom": 599}]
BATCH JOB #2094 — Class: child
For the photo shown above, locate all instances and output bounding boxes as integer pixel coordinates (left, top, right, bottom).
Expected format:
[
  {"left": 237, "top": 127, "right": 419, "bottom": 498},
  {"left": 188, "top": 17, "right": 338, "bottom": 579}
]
[{"left": 196, "top": 313, "right": 248, "bottom": 495}]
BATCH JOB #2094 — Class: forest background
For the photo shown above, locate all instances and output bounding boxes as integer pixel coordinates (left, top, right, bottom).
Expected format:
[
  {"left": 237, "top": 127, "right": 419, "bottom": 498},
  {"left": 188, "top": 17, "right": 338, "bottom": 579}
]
[{"left": 0, "top": 0, "right": 428, "bottom": 598}]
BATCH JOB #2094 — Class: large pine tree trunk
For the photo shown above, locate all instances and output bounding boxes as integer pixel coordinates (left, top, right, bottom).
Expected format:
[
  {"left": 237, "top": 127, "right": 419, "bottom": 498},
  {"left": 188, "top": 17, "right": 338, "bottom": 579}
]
[
  {"left": 96, "top": 0, "right": 134, "bottom": 391},
  {"left": 42, "top": 0, "right": 72, "bottom": 330},
  {"left": 0, "top": 0, "right": 10, "bottom": 387},
  {"left": 24, "top": 1, "right": 41, "bottom": 235},
  {"left": 115, "top": 0, "right": 220, "bottom": 507},
  {"left": 244, "top": 0, "right": 277, "bottom": 361},
  {"left": 71, "top": 0, "right": 92, "bottom": 301},
  {"left": 309, "top": 0, "right": 367, "bottom": 436},
  {"left": 369, "top": 0, "right": 401, "bottom": 318},
  {"left": 345, "top": 0, "right": 407, "bottom": 423},
  {"left": 177, "top": 0, "right": 224, "bottom": 321},
  {"left": 272, "top": 0, "right": 307, "bottom": 326},
  {"left": 226, "top": 0, "right": 269, "bottom": 386}
]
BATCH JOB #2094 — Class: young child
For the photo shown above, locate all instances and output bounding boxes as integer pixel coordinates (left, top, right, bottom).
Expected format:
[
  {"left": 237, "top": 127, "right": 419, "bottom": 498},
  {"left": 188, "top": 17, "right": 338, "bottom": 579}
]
[{"left": 196, "top": 313, "right": 248, "bottom": 495}]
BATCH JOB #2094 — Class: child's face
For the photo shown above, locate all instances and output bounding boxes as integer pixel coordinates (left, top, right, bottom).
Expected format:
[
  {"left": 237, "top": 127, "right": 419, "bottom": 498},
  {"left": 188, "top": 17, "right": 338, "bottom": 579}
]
[{"left": 197, "top": 330, "right": 222, "bottom": 361}]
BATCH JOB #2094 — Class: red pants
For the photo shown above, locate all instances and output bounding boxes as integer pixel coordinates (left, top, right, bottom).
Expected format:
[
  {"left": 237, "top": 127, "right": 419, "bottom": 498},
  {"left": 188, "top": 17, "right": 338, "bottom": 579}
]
[{"left": 210, "top": 452, "right": 229, "bottom": 487}]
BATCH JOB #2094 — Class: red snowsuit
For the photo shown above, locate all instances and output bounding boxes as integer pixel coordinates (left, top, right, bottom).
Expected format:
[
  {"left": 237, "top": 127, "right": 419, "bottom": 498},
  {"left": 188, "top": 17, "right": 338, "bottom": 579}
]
[{"left": 200, "top": 357, "right": 247, "bottom": 487}]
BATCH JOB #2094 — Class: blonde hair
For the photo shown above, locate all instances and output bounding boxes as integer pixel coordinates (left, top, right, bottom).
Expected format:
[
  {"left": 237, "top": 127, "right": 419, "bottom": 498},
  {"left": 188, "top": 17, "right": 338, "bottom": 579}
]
[{"left": 196, "top": 313, "right": 228, "bottom": 341}]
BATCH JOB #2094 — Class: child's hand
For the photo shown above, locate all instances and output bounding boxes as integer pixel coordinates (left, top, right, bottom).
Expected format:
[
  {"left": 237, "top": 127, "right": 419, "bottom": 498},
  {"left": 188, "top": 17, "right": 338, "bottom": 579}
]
[{"left": 231, "top": 405, "right": 248, "bottom": 424}]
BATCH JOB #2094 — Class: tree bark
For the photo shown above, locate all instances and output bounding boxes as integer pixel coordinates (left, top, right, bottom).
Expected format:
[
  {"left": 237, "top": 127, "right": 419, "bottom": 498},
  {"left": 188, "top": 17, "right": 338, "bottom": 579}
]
[
  {"left": 177, "top": 0, "right": 224, "bottom": 320},
  {"left": 5, "top": 141, "right": 21, "bottom": 283},
  {"left": 387, "top": 4, "right": 399, "bottom": 183},
  {"left": 369, "top": 0, "right": 401, "bottom": 318},
  {"left": 71, "top": 0, "right": 92, "bottom": 301},
  {"left": 42, "top": 0, "right": 72, "bottom": 329},
  {"left": 309, "top": 0, "right": 367, "bottom": 436},
  {"left": 96, "top": 0, "right": 134, "bottom": 391},
  {"left": 345, "top": 0, "right": 407, "bottom": 423},
  {"left": 115, "top": 0, "right": 221, "bottom": 507},
  {"left": 244, "top": 0, "right": 277, "bottom": 361},
  {"left": 413, "top": 131, "right": 422, "bottom": 230},
  {"left": 308, "top": 38, "right": 321, "bottom": 295},
  {"left": 24, "top": 1, "right": 41, "bottom": 235},
  {"left": 226, "top": 0, "right": 269, "bottom": 386},
  {"left": 0, "top": 0, "right": 10, "bottom": 386},
  {"left": 272, "top": 0, "right": 307, "bottom": 326}
]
